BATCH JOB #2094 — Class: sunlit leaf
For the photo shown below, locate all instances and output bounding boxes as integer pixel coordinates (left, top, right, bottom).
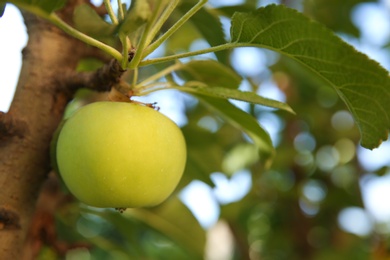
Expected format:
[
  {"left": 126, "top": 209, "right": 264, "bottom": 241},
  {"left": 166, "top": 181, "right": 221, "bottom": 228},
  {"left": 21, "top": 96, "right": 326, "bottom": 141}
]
[
  {"left": 230, "top": 4, "right": 390, "bottom": 149},
  {"left": 182, "top": 84, "right": 295, "bottom": 114},
  {"left": 175, "top": 61, "right": 292, "bottom": 113},
  {"left": 222, "top": 143, "right": 259, "bottom": 176}
]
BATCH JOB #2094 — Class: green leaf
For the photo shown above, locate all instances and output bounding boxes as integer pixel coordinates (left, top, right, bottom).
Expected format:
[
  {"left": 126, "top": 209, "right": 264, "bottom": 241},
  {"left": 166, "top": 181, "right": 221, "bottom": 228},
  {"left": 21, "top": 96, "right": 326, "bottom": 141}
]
[
  {"left": 73, "top": 4, "right": 115, "bottom": 37},
  {"left": 222, "top": 143, "right": 259, "bottom": 176},
  {"left": 216, "top": 4, "right": 257, "bottom": 17},
  {"left": 179, "top": 105, "right": 250, "bottom": 188},
  {"left": 182, "top": 84, "right": 295, "bottom": 114},
  {"left": 166, "top": 21, "right": 202, "bottom": 51},
  {"left": 181, "top": 126, "right": 224, "bottom": 188},
  {"left": 197, "top": 96, "right": 274, "bottom": 166},
  {"left": 119, "top": 0, "right": 151, "bottom": 36},
  {"left": 175, "top": 60, "right": 292, "bottom": 113},
  {"left": 230, "top": 4, "right": 390, "bottom": 149},
  {"left": 9, "top": 0, "right": 66, "bottom": 13},
  {"left": 182, "top": 153, "right": 215, "bottom": 188},
  {"left": 172, "top": 60, "right": 274, "bottom": 163},
  {"left": 78, "top": 208, "right": 143, "bottom": 255},
  {"left": 179, "top": 60, "right": 242, "bottom": 89},
  {"left": 178, "top": 1, "right": 228, "bottom": 63},
  {"left": 36, "top": 0, "right": 65, "bottom": 12},
  {"left": 0, "top": 3, "right": 6, "bottom": 17},
  {"left": 126, "top": 198, "right": 206, "bottom": 257}
]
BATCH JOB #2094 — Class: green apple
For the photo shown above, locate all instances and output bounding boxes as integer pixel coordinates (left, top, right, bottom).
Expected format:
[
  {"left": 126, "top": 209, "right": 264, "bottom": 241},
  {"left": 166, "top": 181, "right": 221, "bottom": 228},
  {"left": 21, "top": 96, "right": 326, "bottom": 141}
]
[{"left": 56, "top": 101, "right": 186, "bottom": 208}]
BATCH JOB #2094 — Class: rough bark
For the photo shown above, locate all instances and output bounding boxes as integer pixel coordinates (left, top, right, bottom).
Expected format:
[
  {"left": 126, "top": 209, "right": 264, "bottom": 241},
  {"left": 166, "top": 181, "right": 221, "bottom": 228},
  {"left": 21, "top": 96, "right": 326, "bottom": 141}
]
[{"left": 0, "top": 10, "right": 92, "bottom": 259}]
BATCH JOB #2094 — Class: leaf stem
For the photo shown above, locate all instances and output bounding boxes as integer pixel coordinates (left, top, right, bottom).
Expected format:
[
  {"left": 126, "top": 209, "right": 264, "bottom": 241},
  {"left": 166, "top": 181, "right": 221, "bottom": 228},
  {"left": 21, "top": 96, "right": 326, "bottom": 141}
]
[
  {"left": 11, "top": 1, "right": 123, "bottom": 62},
  {"left": 104, "top": 0, "right": 118, "bottom": 25},
  {"left": 143, "top": 0, "right": 207, "bottom": 59},
  {"left": 144, "top": 0, "right": 180, "bottom": 49},
  {"left": 119, "top": 33, "right": 130, "bottom": 68},
  {"left": 117, "top": 0, "right": 131, "bottom": 68},
  {"left": 139, "top": 43, "right": 235, "bottom": 66},
  {"left": 128, "top": 24, "right": 152, "bottom": 69},
  {"left": 117, "top": 0, "right": 125, "bottom": 21},
  {"left": 132, "top": 68, "right": 139, "bottom": 88},
  {"left": 127, "top": 1, "right": 169, "bottom": 69},
  {"left": 49, "top": 13, "right": 123, "bottom": 61},
  {"left": 135, "top": 62, "right": 183, "bottom": 88},
  {"left": 136, "top": 83, "right": 177, "bottom": 96}
]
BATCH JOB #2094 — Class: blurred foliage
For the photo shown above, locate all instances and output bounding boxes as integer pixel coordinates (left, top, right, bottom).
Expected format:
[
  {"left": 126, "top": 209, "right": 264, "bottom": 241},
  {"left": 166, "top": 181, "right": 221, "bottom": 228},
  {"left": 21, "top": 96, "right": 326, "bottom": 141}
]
[
  {"left": 0, "top": 3, "right": 6, "bottom": 17},
  {"left": 30, "top": 0, "right": 390, "bottom": 259},
  {"left": 303, "top": 0, "right": 376, "bottom": 37}
]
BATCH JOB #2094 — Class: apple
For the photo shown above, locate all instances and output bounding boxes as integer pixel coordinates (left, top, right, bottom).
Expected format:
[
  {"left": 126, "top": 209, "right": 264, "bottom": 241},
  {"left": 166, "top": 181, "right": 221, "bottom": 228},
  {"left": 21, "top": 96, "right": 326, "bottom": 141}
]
[{"left": 56, "top": 101, "right": 186, "bottom": 208}]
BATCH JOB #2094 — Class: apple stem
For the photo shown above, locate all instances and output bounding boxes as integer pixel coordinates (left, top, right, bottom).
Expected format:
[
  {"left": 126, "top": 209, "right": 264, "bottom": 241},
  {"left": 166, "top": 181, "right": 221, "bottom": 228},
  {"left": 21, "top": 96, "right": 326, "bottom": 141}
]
[{"left": 115, "top": 208, "right": 127, "bottom": 213}]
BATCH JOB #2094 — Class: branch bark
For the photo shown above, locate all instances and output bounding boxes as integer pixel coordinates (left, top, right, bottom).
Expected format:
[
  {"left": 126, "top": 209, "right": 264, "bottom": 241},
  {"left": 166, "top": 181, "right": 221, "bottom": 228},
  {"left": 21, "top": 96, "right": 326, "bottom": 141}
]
[
  {"left": 0, "top": 7, "right": 100, "bottom": 259},
  {"left": 61, "top": 59, "right": 126, "bottom": 93},
  {"left": 0, "top": 112, "right": 28, "bottom": 141}
]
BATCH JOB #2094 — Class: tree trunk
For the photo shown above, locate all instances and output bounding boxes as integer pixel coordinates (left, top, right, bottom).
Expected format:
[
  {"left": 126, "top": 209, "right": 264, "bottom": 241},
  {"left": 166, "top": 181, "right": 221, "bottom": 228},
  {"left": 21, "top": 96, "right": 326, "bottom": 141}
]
[{"left": 0, "top": 10, "right": 89, "bottom": 259}]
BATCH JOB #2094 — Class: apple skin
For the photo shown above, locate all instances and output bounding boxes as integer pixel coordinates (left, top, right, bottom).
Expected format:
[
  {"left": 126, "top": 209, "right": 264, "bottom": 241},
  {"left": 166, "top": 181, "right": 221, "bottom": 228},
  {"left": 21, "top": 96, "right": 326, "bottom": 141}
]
[{"left": 56, "top": 101, "right": 186, "bottom": 208}]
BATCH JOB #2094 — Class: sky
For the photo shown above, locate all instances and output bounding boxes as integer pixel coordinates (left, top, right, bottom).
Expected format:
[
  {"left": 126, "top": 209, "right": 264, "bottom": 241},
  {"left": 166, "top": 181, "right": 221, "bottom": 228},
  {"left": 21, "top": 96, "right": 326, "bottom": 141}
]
[
  {"left": 0, "top": 4, "right": 27, "bottom": 111},
  {"left": 1, "top": 1, "right": 390, "bottom": 235}
]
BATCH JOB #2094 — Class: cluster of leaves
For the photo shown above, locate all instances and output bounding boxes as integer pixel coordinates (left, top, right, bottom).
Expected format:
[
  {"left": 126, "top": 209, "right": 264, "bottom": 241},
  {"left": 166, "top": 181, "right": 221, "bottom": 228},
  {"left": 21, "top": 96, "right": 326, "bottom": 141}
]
[
  {"left": 4, "top": 0, "right": 390, "bottom": 151},
  {"left": 3, "top": 0, "right": 390, "bottom": 258}
]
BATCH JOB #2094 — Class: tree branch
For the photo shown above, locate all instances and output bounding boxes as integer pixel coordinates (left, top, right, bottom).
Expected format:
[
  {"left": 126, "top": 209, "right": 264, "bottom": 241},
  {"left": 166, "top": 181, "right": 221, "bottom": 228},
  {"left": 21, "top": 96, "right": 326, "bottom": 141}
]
[
  {"left": 0, "top": 6, "right": 100, "bottom": 259},
  {"left": 0, "top": 112, "right": 28, "bottom": 142},
  {"left": 0, "top": 207, "right": 21, "bottom": 230},
  {"left": 22, "top": 172, "right": 90, "bottom": 259},
  {"left": 62, "top": 59, "right": 127, "bottom": 93}
]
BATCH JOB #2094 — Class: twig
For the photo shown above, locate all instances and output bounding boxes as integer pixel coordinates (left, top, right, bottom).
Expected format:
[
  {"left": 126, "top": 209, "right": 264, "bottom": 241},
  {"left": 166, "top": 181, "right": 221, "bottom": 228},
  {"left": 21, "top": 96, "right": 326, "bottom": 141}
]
[{"left": 62, "top": 59, "right": 127, "bottom": 93}]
